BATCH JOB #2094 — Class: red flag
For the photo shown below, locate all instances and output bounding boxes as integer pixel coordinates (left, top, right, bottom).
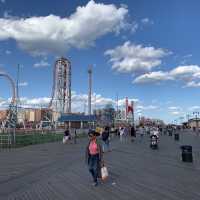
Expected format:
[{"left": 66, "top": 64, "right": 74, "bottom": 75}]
[{"left": 128, "top": 105, "right": 133, "bottom": 113}]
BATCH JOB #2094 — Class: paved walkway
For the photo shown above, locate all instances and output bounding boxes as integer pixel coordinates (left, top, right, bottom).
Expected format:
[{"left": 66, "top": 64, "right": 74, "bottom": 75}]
[{"left": 1, "top": 131, "right": 200, "bottom": 200}]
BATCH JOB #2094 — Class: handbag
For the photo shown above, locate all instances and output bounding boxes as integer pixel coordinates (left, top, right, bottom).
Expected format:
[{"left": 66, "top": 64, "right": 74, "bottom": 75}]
[
  {"left": 101, "top": 164, "right": 108, "bottom": 180},
  {"left": 63, "top": 136, "right": 69, "bottom": 144}
]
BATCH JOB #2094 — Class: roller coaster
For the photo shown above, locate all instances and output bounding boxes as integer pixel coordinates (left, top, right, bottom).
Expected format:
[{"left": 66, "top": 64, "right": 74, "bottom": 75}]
[
  {"left": 0, "top": 57, "right": 71, "bottom": 132},
  {"left": 0, "top": 71, "right": 17, "bottom": 144},
  {"left": 49, "top": 57, "right": 71, "bottom": 114}
]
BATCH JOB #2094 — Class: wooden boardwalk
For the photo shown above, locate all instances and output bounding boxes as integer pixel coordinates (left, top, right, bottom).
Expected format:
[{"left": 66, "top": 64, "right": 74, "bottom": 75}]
[{"left": 1, "top": 131, "right": 200, "bottom": 200}]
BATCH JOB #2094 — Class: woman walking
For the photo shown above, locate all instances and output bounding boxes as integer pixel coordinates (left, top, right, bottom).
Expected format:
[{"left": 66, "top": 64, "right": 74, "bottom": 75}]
[
  {"left": 86, "top": 130, "right": 103, "bottom": 186},
  {"left": 119, "top": 127, "right": 124, "bottom": 143}
]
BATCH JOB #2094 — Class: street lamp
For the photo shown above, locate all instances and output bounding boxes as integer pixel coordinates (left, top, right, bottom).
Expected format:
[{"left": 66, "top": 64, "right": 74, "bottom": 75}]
[{"left": 193, "top": 111, "right": 200, "bottom": 131}]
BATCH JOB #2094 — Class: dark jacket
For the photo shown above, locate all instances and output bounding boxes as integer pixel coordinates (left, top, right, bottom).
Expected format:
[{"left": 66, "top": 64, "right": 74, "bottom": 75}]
[
  {"left": 131, "top": 126, "right": 136, "bottom": 137},
  {"left": 102, "top": 131, "right": 109, "bottom": 141},
  {"left": 64, "top": 129, "right": 70, "bottom": 136},
  {"left": 85, "top": 139, "right": 103, "bottom": 165}
]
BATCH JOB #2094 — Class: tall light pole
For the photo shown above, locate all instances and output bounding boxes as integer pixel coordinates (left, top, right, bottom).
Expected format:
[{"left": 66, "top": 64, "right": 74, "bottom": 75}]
[
  {"left": 16, "top": 64, "right": 20, "bottom": 101},
  {"left": 193, "top": 111, "right": 199, "bottom": 131},
  {"left": 131, "top": 101, "right": 134, "bottom": 126},
  {"left": 14, "top": 64, "right": 20, "bottom": 145},
  {"left": 88, "top": 66, "right": 92, "bottom": 116},
  {"left": 186, "top": 114, "right": 190, "bottom": 121},
  {"left": 16, "top": 64, "right": 20, "bottom": 118},
  {"left": 116, "top": 93, "right": 119, "bottom": 120}
]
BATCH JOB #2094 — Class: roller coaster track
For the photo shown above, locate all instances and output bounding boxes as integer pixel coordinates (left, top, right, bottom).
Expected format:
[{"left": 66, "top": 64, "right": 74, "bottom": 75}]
[{"left": 0, "top": 71, "right": 17, "bottom": 129}]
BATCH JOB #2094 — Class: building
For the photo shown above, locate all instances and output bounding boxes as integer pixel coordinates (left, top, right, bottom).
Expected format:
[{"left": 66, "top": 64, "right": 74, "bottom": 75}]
[
  {"left": 139, "top": 117, "right": 165, "bottom": 127},
  {"left": 24, "top": 108, "right": 52, "bottom": 122},
  {"left": 94, "top": 105, "right": 115, "bottom": 127},
  {"left": 58, "top": 114, "right": 96, "bottom": 129},
  {"left": 0, "top": 109, "right": 8, "bottom": 121},
  {"left": 187, "top": 118, "right": 200, "bottom": 129}
]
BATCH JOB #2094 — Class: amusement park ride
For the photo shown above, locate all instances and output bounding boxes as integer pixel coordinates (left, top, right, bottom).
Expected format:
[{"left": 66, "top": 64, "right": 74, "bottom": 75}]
[
  {"left": 49, "top": 57, "right": 71, "bottom": 116},
  {"left": 0, "top": 57, "right": 72, "bottom": 141},
  {"left": 0, "top": 71, "right": 17, "bottom": 143}
]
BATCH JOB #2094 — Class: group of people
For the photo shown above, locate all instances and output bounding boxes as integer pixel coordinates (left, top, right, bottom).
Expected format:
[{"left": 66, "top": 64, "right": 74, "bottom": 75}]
[
  {"left": 64, "top": 125, "right": 164, "bottom": 187},
  {"left": 118, "top": 126, "right": 137, "bottom": 142}
]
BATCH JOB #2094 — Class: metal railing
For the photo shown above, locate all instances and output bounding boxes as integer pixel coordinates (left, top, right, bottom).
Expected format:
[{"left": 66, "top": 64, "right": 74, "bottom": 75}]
[
  {"left": 0, "top": 128, "right": 88, "bottom": 148},
  {"left": 0, "top": 134, "right": 12, "bottom": 148}
]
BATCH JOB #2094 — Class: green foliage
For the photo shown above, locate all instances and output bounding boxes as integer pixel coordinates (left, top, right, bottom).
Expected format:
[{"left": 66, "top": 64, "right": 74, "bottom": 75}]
[{"left": 15, "top": 133, "right": 64, "bottom": 147}]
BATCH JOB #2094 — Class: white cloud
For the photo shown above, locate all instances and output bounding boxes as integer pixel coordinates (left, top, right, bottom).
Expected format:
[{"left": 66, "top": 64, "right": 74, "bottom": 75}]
[
  {"left": 0, "top": 92, "right": 139, "bottom": 113},
  {"left": 188, "top": 106, "right": 200, "bottom": 111},
  {"left": 168, "top": 106, "right": 181, "bottom": 110},
  {"left": 184, "top": 54, "right": 192, "bottom": 58},
  {"left": 0, "top": 99, "right": 9, "bottom": 108},
  {"left": 23, "top": 97, "right": 44, "bottom": 105},
  {"left": 168, "top": 106, "right": 184, "bottom": 116},
  {"left": 170, "top": 111, "right": 181, "bottom": 115},
  {"left": 0, "top": 0, "right": 128, "bottom": 55},
  {"left": 5, "top": 50, "right": 11, "bottom": 55},
  {"left": 1, "top": 0, "right": 5, "bottom": 3},
  {"left": 18, "top": 82, "right": 28, "bottom": 87},
  {"left": 72, "top": 93, "right": 139, "bottom": 112},
  {"left": 133, "top": 65, "right": 200, "bottom": 85},
  {"left": 184, "top": 81, "right": 200, "bottom": 88},
  {"left": 166, "top": 101, "right": 173, "bottom": 105},
  {"left": 168, "top": 107, "right": 183, "bottom": 116},
  {"left": 71, "top": 92, "right": 118, "bottom": 112},
  {"left": 105, "top": 41, "right": 169, "bottom": 73},
  {"left": 33, "top": 60, "right": 50, "bottom": 68},
  {"left": 130, "top": 22, "right": 138, "bottom": 33},
  {"left": 181, "top": 54, "right": 192, "bottom": 65},
  {"left": 141, "top": 18, "right": 154, "bottom": 25},
  {"left": 170, "top": 65, "right": 200, "bottom": 80},
  {"left": 136, "top": 105, "right": 158, "bottom": 110},
  {"left": 133, "top": 71, "right": 172, "bottom": 83}
]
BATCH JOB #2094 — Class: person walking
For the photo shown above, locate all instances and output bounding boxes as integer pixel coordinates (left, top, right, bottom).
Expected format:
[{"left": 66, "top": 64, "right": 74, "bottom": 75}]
[
  {"left": 63, "top": 128, "right": 71, "bottom": 144},
  {"left": 130, "top": 125, "right": 136, "bottom": 142},
  {"left": 139, "top": 126, "right": 145, "bottom": 142},
  {"left": 123, "top": 127, "right": 128, "bottom": 143},
  {"left": 101, "top": 126, "right": 110, "bottom": 152},
  {"left": 85, "top": 130, "right": 103, "bottom": 186},
  {"left": 119, "top": 127, "right": 124, "bottom": 143}
]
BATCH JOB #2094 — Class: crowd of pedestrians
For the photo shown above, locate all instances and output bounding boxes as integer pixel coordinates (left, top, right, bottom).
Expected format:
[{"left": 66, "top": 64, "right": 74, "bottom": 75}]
[{"left": 62, "top": 124, "right": 174, "bottom": 187}]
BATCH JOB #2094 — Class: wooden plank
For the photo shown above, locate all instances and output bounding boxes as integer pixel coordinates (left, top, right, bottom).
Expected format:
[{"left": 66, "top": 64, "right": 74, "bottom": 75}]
[{"left": 1, "top": 131, "right": 200, "bottom": 200}]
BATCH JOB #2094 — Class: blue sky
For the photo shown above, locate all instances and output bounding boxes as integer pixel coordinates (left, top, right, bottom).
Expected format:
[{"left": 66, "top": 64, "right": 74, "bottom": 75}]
[{"left": 1, "top": 0, "right": 200, "bottom": 123}]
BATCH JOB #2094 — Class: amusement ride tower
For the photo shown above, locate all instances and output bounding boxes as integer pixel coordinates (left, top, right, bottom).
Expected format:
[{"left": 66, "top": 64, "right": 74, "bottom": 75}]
[{"left": 49, "top": 57, "right": 71, "bottom": 119}]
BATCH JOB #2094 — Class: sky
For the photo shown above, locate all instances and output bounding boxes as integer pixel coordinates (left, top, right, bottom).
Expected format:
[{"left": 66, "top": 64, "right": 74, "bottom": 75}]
[{"left": 1, "top": 0, "right": 200, "bottom": 123}]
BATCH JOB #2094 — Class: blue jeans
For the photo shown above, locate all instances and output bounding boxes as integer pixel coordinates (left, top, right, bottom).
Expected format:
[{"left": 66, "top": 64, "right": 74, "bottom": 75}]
[
  {"left": 88, "top": 154, "right": 99, "bottom": 183},
  {"left": 102, "top": 139, "right": 110, "bottom": 152}
]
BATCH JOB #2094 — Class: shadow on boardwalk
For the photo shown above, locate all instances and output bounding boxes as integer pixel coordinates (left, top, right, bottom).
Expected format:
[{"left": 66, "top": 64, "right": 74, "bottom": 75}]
[{"left": 1, "top": 131, "right": 200, "bottom": 200}]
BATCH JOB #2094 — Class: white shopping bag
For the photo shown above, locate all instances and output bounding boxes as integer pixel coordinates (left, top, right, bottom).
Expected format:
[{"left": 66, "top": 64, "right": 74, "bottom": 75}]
[
  {"left": 62, "top": 136, "right": 69, "bottom": 144},
  {"left": 101, "top": 166, "right": 108, "bottom": 180}
]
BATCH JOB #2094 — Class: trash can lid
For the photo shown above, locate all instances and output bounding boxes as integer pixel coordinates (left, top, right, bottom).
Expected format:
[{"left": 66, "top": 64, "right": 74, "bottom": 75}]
[{"left": 180, "top": 145, "right": 192, "bottom": 150}]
